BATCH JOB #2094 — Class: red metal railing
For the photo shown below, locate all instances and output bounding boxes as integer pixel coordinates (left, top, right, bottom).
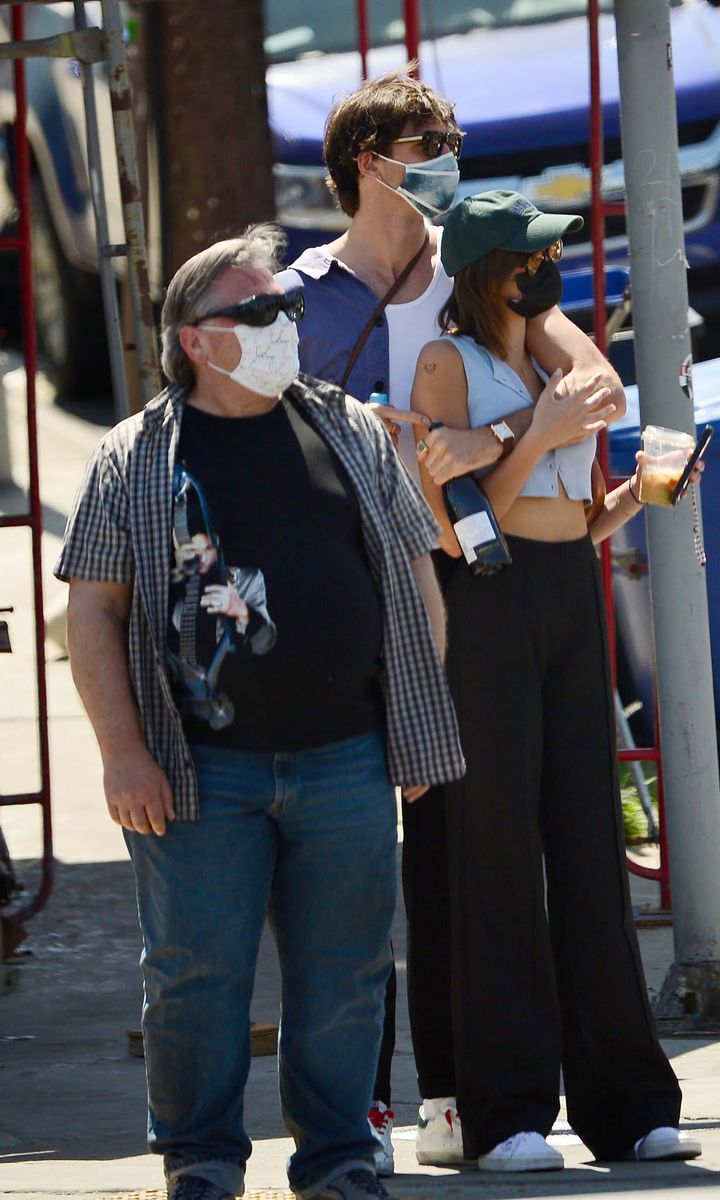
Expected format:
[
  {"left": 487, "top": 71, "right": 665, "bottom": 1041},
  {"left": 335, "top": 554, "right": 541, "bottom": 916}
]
[
  {"left": 403, "top": 0, "right": 420, "bottom": 65},
  {"left": 357, "top": 0, "right": 420, "bottom": 80},
  {"left": 588, "top": 0, "right": 669, "bottom": 911},
  {"left": 0, "top": 4, "right": 54, "bottom": 924},
  {"left": 357, "top": 0, "right": 369, "bottom": 79}
]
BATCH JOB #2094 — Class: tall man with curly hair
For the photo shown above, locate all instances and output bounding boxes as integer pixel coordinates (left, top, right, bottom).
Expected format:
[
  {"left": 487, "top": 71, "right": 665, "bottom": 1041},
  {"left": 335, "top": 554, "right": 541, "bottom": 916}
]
[{"left": 277, "top": 66, "right": 626, "bottom": 1174}]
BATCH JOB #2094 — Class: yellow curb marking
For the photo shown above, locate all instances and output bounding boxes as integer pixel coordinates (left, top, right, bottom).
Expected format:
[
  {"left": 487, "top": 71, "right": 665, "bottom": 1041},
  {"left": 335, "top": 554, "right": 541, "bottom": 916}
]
[{"left": 102, "top": 1192, "right": 295, "bottom": 1200}]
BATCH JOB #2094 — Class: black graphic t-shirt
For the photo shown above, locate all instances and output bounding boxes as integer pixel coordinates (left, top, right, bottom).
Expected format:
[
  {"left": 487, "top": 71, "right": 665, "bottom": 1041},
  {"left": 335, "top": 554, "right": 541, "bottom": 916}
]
[{"left": 167, "top": 397, "right": 384, "bottom": 751}]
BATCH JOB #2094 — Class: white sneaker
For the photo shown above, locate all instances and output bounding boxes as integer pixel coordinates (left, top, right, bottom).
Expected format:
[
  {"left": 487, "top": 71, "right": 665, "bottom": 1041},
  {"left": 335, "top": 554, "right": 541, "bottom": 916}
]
[
  {"left": 634, "top": 1126, "right": 702, "bottom": 1161},
  {"left": 416, "top": 1101, "right": 465, "bottom": 1165},
  {"left": 368, "top": 1101, "right": 394, "bottom": 1177},
  {"left": 477, "top": 1131, "right": 564, "bottom": 1172}
]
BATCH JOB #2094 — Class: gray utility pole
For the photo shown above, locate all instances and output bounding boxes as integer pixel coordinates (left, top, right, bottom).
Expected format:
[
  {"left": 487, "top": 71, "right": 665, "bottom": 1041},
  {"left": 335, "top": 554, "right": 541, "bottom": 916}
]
[{"left": 615, "top": 0, "right": 720, "bottom": 1028}]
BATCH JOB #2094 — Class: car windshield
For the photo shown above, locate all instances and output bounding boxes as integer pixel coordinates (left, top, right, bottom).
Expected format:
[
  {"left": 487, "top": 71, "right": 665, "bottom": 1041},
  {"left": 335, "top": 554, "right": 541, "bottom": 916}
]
[{"left": 264, "top": 0, "right": 628, "bottom": 63}]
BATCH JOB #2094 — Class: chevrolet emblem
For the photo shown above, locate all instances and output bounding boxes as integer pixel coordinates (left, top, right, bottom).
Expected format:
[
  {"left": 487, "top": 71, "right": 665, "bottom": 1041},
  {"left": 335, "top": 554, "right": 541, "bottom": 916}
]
[{"left": 525, "top": 168, "right": 591, "bottom": 206}]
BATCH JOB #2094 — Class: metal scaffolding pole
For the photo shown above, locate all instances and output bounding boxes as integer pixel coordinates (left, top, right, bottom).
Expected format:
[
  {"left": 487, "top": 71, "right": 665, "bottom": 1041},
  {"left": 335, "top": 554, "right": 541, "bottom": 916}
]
[
  {"left": 100, "top": 0, "right": 160, "bottom": 408},
  {"left": 615, "top": 0, "right": 720, "bottom": 1027}
]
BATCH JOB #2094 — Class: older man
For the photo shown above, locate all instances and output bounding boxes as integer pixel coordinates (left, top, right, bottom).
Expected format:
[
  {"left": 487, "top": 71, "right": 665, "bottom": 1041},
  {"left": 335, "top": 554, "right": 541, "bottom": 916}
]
[{"left": 55, "top": 225, "right": 464, "bottom": 1200}]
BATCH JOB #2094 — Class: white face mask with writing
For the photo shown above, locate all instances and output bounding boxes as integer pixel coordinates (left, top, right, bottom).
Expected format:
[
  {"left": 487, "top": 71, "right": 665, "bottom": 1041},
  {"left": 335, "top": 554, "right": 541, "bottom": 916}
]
[
  {"left": 374, "top": 150, "right": 460, "bottom": 220},
  {"left": 201, "top": 312, "right": 300, "bottom": 397}
]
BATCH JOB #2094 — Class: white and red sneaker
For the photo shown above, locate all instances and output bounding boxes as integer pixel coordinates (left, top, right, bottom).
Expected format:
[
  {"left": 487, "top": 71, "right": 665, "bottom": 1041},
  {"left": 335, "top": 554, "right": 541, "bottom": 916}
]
[
  {"left": 415, "top": 1098, "right": 465, "bottom": 1165},
  {"left": 368, "top": 1101, "right": 395, "bottom": 1177}
]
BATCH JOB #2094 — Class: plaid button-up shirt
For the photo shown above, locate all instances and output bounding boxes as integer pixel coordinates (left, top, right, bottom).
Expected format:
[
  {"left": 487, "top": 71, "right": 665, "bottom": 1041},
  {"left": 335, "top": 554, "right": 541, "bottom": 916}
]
[{"left": 55, "top": 375, "right": 465, "bottom": 820}]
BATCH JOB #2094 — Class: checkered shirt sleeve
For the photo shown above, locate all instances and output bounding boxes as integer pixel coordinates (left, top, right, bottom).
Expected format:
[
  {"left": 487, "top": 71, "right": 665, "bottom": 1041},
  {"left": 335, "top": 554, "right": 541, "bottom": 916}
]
[
  {"left": 345, "top": 394, "right": 440, "bottom": 559},
  {"left": 55, "top": 425, "right": 137, "bottom": 584}
]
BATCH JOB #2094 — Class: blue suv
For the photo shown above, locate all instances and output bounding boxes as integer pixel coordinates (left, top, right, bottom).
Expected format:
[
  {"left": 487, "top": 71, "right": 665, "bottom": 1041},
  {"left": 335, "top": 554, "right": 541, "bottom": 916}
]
[{"left": 266, "top": 0, "right": 720, "bottom": 323}]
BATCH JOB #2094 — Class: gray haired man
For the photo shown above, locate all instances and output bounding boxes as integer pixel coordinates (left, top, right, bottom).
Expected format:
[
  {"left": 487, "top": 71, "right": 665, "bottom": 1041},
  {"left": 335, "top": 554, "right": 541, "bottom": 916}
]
[{"left": 55, "top": 225, "right": 464, "bottom": 1200}]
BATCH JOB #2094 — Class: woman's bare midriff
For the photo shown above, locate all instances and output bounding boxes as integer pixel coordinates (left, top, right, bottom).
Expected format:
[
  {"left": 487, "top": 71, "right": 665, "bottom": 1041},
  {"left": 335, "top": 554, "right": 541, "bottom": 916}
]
[{"left": 500, "top": 493, "right": 589, "bottom": 542}]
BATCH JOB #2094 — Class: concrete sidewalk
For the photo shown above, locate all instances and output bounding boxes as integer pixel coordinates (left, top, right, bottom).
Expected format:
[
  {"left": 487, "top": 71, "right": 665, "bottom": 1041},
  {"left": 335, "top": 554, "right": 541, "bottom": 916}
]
[{"left": 1, "top": 367, "right": 719, "bottom": 1200}]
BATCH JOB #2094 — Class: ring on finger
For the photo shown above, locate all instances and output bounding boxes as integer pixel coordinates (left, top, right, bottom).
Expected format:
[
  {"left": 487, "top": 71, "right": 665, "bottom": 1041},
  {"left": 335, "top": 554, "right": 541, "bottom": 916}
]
[{"left": 417, "top": 439, "right": 429, "bottom": 456}]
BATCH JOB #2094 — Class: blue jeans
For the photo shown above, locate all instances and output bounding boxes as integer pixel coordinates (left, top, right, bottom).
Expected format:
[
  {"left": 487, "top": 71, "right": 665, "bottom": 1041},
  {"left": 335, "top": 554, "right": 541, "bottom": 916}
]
[{"left": 124, "top": 731, "right": 396, "bottom": 1197}]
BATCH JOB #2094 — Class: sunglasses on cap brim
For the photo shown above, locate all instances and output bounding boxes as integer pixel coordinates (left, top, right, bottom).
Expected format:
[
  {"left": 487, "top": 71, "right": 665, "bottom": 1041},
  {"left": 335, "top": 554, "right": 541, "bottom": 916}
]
[
  {"left": 391, "top": 129, "right": 466, "bottom": 159},
  {"left": 198, "top": 288, "right": 305, "bottom": 328}
]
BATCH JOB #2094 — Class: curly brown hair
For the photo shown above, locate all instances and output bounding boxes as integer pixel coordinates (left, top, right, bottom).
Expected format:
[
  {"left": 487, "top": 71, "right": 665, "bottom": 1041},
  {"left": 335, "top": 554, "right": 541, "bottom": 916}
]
[
  {"left": 323, "top": 65, "right": 457, "bottom": 217},
  {"left": 439, "top": 249, "right": 529, "bottom": 359}
]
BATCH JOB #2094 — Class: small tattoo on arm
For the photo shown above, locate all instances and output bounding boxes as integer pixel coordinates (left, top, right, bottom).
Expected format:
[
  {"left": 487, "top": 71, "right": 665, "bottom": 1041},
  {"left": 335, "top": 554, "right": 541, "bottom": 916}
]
[{"left": 424, "top": 361, "right": 437, "bottom": 374}]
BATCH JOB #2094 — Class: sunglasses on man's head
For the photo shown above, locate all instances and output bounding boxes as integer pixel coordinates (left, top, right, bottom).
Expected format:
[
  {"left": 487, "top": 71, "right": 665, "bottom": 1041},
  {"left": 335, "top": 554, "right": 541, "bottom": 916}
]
[
  {"left": 198, "top": 288, "right": 305, "bottom": 328},
  {"left": 391, "top": 129, "right": 466, "bottom": 160},
  {"left": 525, "top": 241, "right": 563, "bottom": 277}
]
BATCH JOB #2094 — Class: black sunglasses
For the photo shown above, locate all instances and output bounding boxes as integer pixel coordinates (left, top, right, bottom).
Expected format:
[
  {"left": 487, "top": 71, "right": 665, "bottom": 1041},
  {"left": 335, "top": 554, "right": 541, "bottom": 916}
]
[
  {"left": 391, "top": 129, "right": 466, "bottom": 160},
  {"left": 198, "top": 288, "right": 305, "bottom": 328}
]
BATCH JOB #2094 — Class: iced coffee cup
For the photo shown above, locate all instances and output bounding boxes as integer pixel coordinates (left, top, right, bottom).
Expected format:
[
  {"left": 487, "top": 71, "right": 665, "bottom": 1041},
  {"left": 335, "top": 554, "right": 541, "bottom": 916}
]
[{"left": 638, "top": 425, "right": 695, "bottom": 507}]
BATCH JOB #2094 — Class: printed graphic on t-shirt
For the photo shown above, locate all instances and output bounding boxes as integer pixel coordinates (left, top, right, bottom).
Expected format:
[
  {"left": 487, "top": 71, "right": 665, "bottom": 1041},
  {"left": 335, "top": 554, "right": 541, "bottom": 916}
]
[{"left": 167, "top": 464, "right": 276, "bottom": 730}]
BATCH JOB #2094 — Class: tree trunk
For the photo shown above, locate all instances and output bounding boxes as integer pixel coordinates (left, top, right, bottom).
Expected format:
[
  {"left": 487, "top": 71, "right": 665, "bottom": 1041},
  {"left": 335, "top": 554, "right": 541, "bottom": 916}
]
[{"left": 149, "top": 0, "right": 274, "bottom": 277}]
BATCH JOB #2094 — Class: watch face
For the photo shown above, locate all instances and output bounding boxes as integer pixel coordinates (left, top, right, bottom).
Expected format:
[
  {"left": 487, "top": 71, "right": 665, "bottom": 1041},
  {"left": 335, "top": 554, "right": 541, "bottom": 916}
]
[{"left": 493, "top": 421, "right": 513, "bottom": 442}]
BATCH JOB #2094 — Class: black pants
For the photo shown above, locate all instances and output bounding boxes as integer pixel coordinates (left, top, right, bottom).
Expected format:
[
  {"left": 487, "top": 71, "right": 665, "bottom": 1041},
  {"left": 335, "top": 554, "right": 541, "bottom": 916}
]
[
  {"left": 373, "top": 553, "right": 457, "bottom": 1106},
  {"left": 372, "top": 788, "right": 456, "bottom": 1106},
  {"left": 443, "top": 534, "right": 680, "bottom": 1160}
]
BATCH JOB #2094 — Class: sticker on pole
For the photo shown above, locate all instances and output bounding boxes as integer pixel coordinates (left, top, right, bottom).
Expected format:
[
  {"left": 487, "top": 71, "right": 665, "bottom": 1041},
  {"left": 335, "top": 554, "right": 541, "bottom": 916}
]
[{"left": 679, "top": 354, "right": 694, "bottom": 406}]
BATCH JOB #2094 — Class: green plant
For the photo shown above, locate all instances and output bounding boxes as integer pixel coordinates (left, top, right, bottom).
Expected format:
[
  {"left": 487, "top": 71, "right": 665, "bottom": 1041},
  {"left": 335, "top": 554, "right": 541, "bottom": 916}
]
[{"left": 619, "top": 765, "right": 659, "bottom": 846}]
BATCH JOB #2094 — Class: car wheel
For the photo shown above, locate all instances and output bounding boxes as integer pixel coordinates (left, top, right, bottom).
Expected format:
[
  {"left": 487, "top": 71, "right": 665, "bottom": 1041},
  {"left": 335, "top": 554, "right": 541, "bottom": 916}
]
[{"left": 31, "top": 181, "right": 111, "bottom": 398}]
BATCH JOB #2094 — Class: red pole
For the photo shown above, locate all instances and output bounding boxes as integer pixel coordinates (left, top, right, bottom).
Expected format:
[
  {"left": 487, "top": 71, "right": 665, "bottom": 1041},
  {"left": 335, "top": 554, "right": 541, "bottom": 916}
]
[
  {"left": 356, "top": 0, "right": 369, "bottom": 80},
  {"left": 8, "top": 3, "right": 54, "bottom": 919},
  {"left": 588, "top": 0, "right": 606, "bottom": 358},
  {"left": 403, "top": 0, "right": 420, "bottom": 72},
  {"left": 588, "top": 1, "right": 669, "bottom": 913}
]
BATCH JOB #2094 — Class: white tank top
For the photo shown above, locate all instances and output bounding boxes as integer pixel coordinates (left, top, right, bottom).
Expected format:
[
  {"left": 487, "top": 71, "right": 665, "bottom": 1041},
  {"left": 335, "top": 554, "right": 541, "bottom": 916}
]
[{"left": 386, "top": 249, "right": 453, "bottom": 484}]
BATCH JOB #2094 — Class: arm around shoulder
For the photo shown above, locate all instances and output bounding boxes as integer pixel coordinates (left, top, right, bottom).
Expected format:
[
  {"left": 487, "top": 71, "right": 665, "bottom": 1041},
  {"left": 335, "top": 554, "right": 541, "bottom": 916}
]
[{"left": 526, "top": 304, "right": 626, "bottom": 420}]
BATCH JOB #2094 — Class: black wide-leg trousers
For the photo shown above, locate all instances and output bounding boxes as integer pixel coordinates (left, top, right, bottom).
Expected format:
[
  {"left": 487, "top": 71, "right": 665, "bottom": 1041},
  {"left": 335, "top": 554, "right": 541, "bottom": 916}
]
[
  {"left": 373, "top": 553, "right": 457, "bottom": 1107},
  {"left": 443, "top": 534, "right": 681, "bottom": 1161},
  {"left": 373, "top": 750, "right": 456, "bottom": 1106}
]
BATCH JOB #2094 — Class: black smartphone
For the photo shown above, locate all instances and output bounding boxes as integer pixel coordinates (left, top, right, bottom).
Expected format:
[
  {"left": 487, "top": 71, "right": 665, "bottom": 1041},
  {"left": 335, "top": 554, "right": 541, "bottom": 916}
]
[{"left": 671, "top": 424, "right": 713, "bottom": 505}]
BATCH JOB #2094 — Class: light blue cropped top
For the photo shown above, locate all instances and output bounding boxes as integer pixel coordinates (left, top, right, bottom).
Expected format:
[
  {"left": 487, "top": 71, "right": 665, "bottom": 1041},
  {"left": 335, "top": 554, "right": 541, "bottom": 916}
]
[{"left": 441, "top": 334, "right": 595, "bottom": 502}]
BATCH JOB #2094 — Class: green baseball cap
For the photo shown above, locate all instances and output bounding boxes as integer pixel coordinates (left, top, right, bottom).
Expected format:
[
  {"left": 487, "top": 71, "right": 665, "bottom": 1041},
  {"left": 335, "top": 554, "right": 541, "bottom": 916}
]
[{"left": 441, "top": 189, "right": 584, "bottom": 277}]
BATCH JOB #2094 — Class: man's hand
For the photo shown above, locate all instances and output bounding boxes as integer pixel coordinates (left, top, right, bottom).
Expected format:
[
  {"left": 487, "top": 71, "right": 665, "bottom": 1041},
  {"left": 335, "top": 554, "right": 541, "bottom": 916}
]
[
  {"left": 402, "top": 783, "right": 430, "bottom": 803},
  {"left": 552, "top": 366, "right": 622, "bottom": 443},
  {"left": 104, "top": 747, "right": 176, "bottom": 836},
  {"left": 417, "top": 424, "right": 499, "bottom": 485},
  {"left": 530, "top": 369, "right": 614, "bottom": 453},
  {"left": 368, "top": 401, "right": 429, "bottom": 447},
  {"left": 525, "top": 304, "right": 627, "bottom": 419}
]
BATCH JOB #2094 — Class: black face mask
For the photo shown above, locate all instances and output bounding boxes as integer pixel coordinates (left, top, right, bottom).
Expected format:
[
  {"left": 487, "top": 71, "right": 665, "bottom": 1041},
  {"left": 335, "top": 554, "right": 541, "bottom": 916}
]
[{"left": 507, "top": 258, "right": 563, "bottom": 319}]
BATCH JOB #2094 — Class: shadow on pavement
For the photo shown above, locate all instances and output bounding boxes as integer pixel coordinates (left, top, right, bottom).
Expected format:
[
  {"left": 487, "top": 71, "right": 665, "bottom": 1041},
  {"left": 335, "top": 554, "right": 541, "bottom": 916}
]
[
  {"left": 0, "top": 857, "right": 283, "bottom": 1164},
  {"left": 389, "top": 1162, "right": 720, "bottom": 1197},
  {"left": 0, "top": 478, "right": 72, "bottom": 539}
]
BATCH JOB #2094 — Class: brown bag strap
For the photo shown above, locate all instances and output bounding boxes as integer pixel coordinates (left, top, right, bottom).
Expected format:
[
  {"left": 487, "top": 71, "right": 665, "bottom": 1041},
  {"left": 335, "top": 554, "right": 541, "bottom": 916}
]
[{"left": 339, "top": 234, "right": 429, "bottom": 391}]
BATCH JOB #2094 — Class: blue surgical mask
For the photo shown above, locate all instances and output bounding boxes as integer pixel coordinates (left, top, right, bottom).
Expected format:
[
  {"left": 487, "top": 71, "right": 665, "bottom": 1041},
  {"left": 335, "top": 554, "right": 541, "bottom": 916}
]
[{"left": 375, "top": 151, "right": 459, "bottom": 220}]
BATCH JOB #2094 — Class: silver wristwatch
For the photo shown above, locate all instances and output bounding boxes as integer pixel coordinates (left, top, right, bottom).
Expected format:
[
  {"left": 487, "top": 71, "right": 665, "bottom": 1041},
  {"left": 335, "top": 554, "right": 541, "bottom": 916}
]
[{"left": 489, "top": 420, "right": 515, "bottom": 459}]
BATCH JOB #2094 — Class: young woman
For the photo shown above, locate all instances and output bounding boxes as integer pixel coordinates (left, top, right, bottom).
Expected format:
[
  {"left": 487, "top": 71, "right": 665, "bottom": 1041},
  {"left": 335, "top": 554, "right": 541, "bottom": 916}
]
[{"left": 411, "top": 190, "right": 701, "bottom": 1173}]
